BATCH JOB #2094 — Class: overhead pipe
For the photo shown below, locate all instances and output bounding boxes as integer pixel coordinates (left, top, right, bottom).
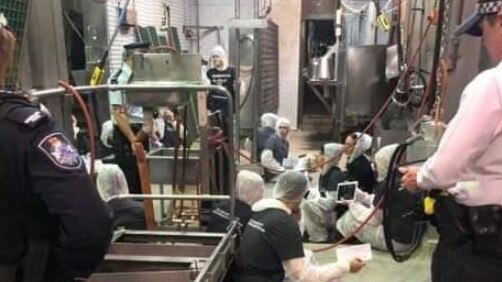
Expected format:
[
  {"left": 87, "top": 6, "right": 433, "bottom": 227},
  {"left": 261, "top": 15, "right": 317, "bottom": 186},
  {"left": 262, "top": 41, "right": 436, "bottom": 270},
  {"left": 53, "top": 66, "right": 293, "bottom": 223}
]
[{"left": 196, "top": 0, "right": 200, "bottom": 53}]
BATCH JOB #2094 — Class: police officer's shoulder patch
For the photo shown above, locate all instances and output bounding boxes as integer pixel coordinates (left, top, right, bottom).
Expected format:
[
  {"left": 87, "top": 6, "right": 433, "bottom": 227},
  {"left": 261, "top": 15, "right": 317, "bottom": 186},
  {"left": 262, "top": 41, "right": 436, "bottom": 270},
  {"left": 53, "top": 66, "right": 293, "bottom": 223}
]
[
  {"left": 6, "top": 106, "right": 47, "bottom": 128},
  {"left": 37, "top": 133, "right": 83, "bottom": 170}
]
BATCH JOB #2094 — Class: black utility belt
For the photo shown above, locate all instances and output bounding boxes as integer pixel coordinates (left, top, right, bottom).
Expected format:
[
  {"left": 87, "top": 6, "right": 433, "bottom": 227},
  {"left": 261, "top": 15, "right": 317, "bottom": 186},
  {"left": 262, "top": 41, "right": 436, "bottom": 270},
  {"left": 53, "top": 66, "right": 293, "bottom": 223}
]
[{"left": 437, "top": 197, "right": 502, "bottom": 256}]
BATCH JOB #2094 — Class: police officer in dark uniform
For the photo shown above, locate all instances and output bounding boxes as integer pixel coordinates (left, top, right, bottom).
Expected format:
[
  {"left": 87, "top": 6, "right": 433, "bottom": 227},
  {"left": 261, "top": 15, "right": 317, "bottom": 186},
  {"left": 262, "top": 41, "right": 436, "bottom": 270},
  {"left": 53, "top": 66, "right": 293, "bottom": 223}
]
[
  {"left": 400, "top": 2, "right": 502, "bottom": 281},
  {"left": 0, "top": 17, "right": 112, "bottom": 282}
]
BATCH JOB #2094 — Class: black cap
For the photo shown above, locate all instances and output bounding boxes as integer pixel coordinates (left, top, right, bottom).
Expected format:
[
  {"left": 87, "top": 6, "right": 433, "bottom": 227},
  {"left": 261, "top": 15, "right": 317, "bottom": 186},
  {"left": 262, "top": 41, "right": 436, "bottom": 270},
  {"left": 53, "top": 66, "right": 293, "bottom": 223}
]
[{"left": 454, "top": 0, "right": 502, "bottom": 37}]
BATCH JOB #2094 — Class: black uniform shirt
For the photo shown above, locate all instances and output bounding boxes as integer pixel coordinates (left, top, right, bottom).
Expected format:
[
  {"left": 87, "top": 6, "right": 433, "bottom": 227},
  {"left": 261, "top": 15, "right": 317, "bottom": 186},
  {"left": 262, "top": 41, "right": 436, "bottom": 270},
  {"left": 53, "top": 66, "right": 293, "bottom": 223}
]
[
  {"left": 347, "top": 155, "right": 376, "bottom": 194},
  {"left": 207, "top": 67, "right": 236, "bottom": 118},
  {"left": 319, "top": 166, "right": 347, "bottom": 192},
  {"left": 233, "top": 208, "right": 304, "bottom": 282},
  {"left": 264, "top": 134, "right": 289, "bottom": 166},
  {"left": 0, "top": 92, "right": 112, "bottom": 279},
  {"left": 257, "top": 126, "right": 276, "bottom": 161},
  {"left": 207, "top": 199, "right": 253, "bottom": 233},
  {"left": 207, "top": 67, "right": 236, "bottom": 100}
]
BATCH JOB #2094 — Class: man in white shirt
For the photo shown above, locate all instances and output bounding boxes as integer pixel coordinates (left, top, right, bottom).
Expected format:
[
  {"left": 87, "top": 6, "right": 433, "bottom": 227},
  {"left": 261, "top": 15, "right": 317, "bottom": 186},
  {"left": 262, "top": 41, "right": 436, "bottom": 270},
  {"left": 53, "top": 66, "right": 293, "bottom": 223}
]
[{"left": 400, "top": 1, "right": 502, "bottom": 281}]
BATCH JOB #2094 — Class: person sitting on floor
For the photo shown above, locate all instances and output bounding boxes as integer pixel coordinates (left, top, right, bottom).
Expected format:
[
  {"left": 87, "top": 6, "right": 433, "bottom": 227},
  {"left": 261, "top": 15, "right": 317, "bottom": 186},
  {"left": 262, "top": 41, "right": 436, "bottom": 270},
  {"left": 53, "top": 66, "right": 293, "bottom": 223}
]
[
  {"left": 257, "top": 113, "right": 279, "bottom": 160},
  {"left": 303, "top": 143, "right": 349, "bottom": 243},
  {"left": 336, "top": 144, "right": 415, "bottom": 252},
  {"left": 95, "top": 162, "right": 146, "bottom": 230},
  {"left": 261, "top": 117, "right": 291, "bottom": 180},
  {"left": 341, "top": 132, "right": 377, "bottom": 194},
  {"left": 207, "top": 170, "right": 265, "bottom": 233},
  {"left": 231, "top": 171, "right": 365, "bottom": 282}
]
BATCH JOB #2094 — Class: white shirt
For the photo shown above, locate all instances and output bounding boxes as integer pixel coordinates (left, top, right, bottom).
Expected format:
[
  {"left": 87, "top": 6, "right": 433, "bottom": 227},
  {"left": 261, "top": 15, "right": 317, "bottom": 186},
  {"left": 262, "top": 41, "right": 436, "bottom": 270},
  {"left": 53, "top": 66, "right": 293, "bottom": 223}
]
[{"left": 418, "top": 61, "right": 502, "bottom": 206}]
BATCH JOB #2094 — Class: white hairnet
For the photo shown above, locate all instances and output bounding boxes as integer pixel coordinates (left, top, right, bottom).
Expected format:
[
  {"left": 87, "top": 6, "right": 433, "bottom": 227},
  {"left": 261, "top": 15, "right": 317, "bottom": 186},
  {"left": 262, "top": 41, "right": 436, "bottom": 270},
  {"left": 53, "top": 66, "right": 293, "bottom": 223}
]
[
  {"left": 323, "top": 143, "right": 344, "bottom": 170},
  {"left": 273, "top": 170, "right": 308, "bottom": 203},
  {"left": 261, "top": 113, "right": 279, "bottom": 128},
  {"left": 236, "top": 170, "right": 265, "bottom": 205},
  {"left": 210, "top": 45, "right": 228, "bottom": 69},
  {"left": 275, "top": 117, "right": 291, "bottom": 133},
  {"left": 350, "top": 132, "right": 373, "bottom": 161},
  {"left": 96, "top": 164, "right": 129, "bottom": 200},
  {"left": 324, "top": 143, "right": 344, "bottom": 160},
  {"left": 374, "top": 143, "right": 399, "bottom": 182}
]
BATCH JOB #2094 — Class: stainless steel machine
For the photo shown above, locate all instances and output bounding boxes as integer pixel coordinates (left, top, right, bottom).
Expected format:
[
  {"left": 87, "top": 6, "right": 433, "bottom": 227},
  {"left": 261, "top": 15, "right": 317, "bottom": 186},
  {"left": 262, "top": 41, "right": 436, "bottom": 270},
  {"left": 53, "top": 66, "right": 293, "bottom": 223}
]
[
  {"left": 33, "top": 80, "right": 238, "bottom": 281},
  {"left": 91, "top": 195, "right": 239, "bottom": 282}
]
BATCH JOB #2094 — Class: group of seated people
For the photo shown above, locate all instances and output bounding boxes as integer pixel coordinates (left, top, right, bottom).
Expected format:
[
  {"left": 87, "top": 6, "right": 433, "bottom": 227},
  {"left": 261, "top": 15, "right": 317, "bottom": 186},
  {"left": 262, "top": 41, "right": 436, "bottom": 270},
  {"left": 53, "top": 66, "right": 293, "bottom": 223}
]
[
  {"left": 208, "top": 170, "right": 365, "bottom": 282},
  {"left": 83, "top": 100, "right": 422, "bottom": 280},
  {"left": 303, "top": 135, "right": 421, "bottom": 253}
]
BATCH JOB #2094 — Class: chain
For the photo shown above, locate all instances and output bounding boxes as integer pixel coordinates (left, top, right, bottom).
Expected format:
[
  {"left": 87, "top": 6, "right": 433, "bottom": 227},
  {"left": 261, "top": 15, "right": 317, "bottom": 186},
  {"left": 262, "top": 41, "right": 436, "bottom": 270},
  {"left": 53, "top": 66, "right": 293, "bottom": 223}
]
[
  {"left": 433, "top": 0, "right": 452, "bottom": 117},
  {"left": 439, "top": 0, "right": 453, "bottom": 59}
]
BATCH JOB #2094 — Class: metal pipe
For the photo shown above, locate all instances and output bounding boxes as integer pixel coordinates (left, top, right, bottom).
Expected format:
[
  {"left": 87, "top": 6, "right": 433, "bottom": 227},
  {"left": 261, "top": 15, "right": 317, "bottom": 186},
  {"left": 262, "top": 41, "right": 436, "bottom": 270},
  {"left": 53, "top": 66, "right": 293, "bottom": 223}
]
[
  {"left": 107, "top": 0, "right": 132, "bottom": 61},
  {"left": 118, "top": 229, "right": 227, "bottom": 238},
  {"left": 194, "top": 221, "right": 239, "bottom": 282},
  {"left": 232, "top": 0, "right": 241, "bottom": 227},
  {"left": 196, "top": 0, "right": 200, "bottom": 53},
  {"left": 251, "top": 34, "right": 259, "bottom": 160},
  {"left": 183, "top": 25, "right": 223, "bottom": 30},
  {"left": 235, "top": 0, "right": 241, "bottom": 19},
  {"left": 106, "top": 194, "right": 230, "bottom": 203},
  {"left": 32, "top": 83, "right": 236, "bottom": 222}
]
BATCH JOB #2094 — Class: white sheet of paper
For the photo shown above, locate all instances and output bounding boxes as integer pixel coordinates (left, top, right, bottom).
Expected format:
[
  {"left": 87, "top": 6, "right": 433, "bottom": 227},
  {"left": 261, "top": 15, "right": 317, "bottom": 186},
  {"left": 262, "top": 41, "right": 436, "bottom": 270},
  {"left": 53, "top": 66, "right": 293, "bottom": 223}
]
[{"left": 336, "top": 244, "right": 373, "bottom": 262}]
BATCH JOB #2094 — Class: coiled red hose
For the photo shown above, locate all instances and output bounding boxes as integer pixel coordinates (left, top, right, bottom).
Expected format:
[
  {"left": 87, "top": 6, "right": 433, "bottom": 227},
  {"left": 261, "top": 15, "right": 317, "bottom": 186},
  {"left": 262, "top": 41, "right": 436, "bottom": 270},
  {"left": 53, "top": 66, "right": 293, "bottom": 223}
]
[{"left": 58, "top": 80, "right": 96, "bottom": 177}]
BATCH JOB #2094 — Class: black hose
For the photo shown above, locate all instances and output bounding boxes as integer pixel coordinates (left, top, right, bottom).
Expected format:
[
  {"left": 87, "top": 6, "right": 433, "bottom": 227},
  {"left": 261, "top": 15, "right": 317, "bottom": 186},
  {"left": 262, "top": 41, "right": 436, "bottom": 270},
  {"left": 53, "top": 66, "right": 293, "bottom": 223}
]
[{"left": 383, "top": 142, "right": 427, "bottom": 262}]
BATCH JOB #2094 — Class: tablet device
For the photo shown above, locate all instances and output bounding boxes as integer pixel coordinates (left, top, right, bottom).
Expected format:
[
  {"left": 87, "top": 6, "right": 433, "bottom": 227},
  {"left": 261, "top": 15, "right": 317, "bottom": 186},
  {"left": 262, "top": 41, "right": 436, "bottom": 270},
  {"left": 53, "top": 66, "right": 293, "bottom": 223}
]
[{"left": 337, "top": 181, "right": 358, "bottom": 201}]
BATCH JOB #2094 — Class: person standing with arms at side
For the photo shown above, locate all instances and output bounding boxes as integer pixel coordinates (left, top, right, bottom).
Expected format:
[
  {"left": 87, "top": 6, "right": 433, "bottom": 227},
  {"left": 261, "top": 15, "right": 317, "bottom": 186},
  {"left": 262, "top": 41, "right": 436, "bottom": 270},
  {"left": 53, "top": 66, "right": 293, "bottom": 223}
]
[
  {"left": 206, "top": 45, "right": 236, "bottom": 136},
  {"left": 0, "top": 14, "right": 112, "bottom": 282},
  {"left": 400, "top": 2, "right": 502, "bottom": 281}
]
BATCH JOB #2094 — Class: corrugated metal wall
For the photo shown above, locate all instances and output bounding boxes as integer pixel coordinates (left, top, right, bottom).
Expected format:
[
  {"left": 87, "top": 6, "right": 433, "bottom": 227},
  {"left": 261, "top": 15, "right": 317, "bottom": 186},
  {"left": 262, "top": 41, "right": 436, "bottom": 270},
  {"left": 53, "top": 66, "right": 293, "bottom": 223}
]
[
  {"left": 259, "top": 22, "right": 279, "bottom": 113},
  {"left": 106, "top": 0, "right": 194, "bottom": 72}
]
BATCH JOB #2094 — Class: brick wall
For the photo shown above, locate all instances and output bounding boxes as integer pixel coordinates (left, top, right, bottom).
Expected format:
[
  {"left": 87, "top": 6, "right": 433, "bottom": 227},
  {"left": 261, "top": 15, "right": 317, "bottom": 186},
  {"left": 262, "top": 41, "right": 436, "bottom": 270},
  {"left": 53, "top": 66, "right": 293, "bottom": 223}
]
[{"left": 106, "top": 0, "right": 194, "bottom": 72}]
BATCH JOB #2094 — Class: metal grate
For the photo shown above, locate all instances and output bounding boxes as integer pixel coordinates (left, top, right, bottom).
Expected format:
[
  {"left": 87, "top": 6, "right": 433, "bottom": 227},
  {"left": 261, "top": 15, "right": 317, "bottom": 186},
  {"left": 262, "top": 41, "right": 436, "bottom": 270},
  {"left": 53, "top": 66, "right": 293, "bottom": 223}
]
[
  {"left": 0, "top": 0, "right": 29, "bottom": 90},
  {"left": 259, "top": 21, "right": 279, "bottom": 114}
]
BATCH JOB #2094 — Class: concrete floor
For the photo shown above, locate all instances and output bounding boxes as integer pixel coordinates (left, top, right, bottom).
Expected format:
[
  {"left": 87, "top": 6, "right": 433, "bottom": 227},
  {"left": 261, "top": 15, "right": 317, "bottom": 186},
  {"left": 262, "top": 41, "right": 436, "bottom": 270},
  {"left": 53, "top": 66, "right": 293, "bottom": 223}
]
[
  {"left": 308, "top": 241, "right": 433, "bottom": 282},
  {"left": 261, "top": 129, "right": 435, "bottom": 282}
]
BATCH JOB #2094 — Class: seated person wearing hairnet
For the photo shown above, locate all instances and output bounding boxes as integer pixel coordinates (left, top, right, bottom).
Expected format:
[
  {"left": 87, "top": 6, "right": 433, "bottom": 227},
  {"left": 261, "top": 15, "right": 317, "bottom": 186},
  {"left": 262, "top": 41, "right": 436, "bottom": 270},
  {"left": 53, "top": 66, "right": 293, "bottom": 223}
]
[
  {"left": 261, "top": 117, "right": 292, "bottom": 180},
  {"left": 257, "top": 113, "right": 279, "bottom": 160},
  {"left": 303, "top": 143, "right": 348, "bottom": 243},
  {"left": 341, "top": 132, "right": 377, "bottom": 193},
  {"left": 95, "top": 162, "right": 146, "bottom": 230},
  {"left": 231, "top": 171, "right": 365, "bottom": 282},
  {"left": 208, "top": 170, "right": 265, "bottom": 232},
  {"left": 336, "top": 144, "right": 412, "bottom": 252}
]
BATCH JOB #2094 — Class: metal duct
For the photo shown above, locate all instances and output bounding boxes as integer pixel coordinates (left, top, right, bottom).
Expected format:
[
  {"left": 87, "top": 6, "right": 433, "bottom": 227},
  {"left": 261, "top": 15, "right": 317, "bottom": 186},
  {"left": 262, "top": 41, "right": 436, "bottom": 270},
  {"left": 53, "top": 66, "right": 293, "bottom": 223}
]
[
  {"left": 229, "top": 20, "right": 279, "bottom": 132},
  {"left": 345, "top": 45, "right": 389, "bottom": 118}
]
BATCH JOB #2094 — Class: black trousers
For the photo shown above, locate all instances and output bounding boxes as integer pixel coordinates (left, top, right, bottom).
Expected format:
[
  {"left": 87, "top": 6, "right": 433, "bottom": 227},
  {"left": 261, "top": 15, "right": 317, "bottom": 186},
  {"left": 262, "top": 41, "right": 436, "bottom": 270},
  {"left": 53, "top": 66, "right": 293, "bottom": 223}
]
[{"left": 432, "top": 197, "right": 502, "bottom": 282}]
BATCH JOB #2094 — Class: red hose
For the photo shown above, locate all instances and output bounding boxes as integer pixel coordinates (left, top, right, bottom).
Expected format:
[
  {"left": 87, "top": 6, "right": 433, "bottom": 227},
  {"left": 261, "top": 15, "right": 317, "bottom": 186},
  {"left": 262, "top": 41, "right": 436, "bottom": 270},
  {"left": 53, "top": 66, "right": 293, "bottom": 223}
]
[{"left": 58, "top": 81, "right": 96, "bottom": 177}]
